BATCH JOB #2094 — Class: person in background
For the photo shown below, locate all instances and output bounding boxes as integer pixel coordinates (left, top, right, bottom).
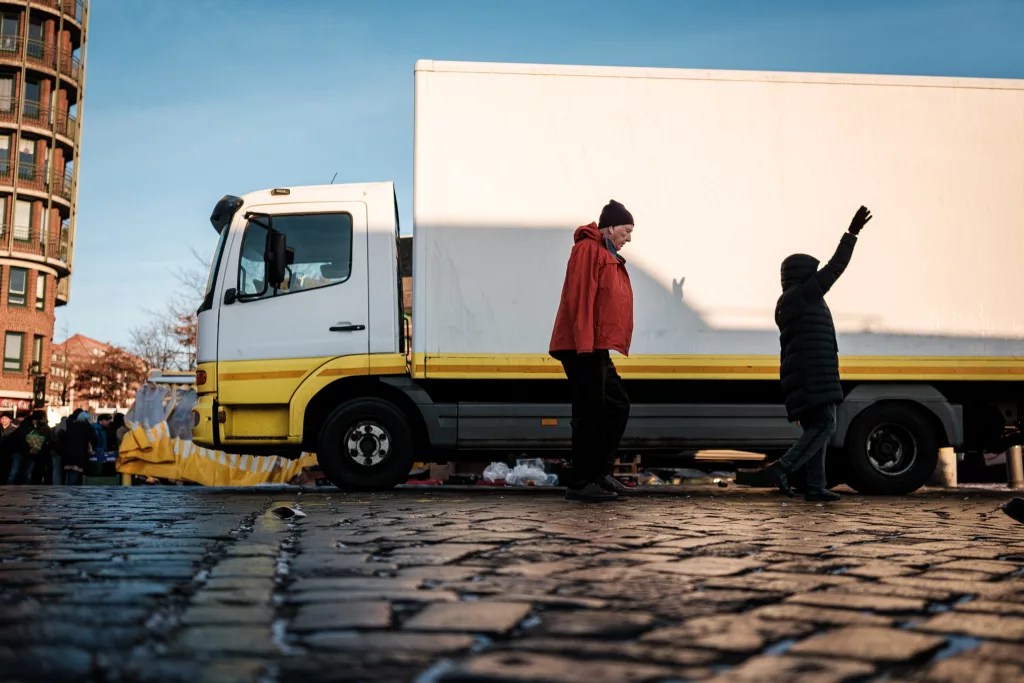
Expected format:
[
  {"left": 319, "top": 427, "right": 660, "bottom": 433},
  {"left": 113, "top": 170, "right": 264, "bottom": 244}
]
[
  {"left": 94, "top": 414, "right": 112, "bottom": 460},
  {"left": 3, "top": 412, "right": 32, "bottom": 484},
  {"left": 64, "top": 411, "right": 97, "bottom": 485},
  {"left": 111, "top": 413, "right": 127, "bottom": 454},
  {"left": 21, "top": 411, "right": 51, "bottom": 485},
  {"left": 0, "top": 411, "right": 17, "bottom": 481}
]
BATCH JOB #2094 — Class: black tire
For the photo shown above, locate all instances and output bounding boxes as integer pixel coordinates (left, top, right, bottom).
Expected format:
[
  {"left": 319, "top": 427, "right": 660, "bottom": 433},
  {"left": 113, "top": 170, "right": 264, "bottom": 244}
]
[
  {"left": 316, "top": 398, "right": 415, "bottom": 491},
  {"left": 845, "top": 403, "right": 939, "bottom": 495}
]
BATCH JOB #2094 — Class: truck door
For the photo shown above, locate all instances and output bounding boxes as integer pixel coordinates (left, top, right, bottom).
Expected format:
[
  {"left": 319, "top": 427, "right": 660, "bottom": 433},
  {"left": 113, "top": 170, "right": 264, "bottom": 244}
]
[{"left": 215, "top": 202, "right": 369, "bottom": 440}]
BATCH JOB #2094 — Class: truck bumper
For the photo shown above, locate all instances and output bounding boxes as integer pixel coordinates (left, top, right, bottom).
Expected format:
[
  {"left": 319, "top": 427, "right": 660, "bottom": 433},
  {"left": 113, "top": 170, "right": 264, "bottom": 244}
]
[{"left": 193, "top": 394, "right": 217, "bottom": 448}]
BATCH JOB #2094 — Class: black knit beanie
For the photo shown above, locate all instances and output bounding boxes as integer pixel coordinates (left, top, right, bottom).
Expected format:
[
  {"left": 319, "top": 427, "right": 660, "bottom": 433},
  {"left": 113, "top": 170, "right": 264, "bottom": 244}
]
[{"left": 598, "top": 200, "right": 634, "bottom": 229}]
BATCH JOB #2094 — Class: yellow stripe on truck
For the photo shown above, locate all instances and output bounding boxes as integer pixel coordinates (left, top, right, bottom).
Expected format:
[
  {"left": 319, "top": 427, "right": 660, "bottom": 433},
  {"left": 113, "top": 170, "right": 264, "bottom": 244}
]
[{"left": 415, "top": 353, "right": 1024, "bottom": 381}]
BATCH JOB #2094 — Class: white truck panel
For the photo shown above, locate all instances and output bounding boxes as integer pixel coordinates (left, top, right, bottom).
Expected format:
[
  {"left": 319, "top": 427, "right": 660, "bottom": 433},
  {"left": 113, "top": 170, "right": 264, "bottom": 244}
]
[{"left": 413, "top": 61, "right": 1024, "bottom": 358}]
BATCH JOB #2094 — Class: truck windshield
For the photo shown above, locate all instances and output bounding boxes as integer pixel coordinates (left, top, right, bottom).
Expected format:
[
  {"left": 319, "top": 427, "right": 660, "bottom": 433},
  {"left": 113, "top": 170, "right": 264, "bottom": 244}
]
[{"left": 198, "top": 227, "right": 229, "bottom": 313}]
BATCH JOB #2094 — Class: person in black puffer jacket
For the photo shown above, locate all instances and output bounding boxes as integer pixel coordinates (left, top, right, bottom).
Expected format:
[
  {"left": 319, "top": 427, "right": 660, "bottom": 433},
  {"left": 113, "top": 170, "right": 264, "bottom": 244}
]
[{"left": 765, "top": 206, "right": 872, "bottom": 503}]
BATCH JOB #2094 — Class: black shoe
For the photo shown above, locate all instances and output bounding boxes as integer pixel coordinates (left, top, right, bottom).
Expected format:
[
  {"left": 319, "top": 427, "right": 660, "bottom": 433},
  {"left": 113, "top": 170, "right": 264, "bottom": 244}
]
[
  {"left": 565, "top": 482, "right": 618, "bottom": 502},
  {"left": 765, "top": 464, "right": 795, "bottom": 498},
  {"left": 1003, "top": 498, "right": 1024, "bottom": 524},
  {"left": 805, "top": 489, "right": 841, "bottom": 502},
  {"left": 599, "top": 475, "right": 635, "bottom": 496}
]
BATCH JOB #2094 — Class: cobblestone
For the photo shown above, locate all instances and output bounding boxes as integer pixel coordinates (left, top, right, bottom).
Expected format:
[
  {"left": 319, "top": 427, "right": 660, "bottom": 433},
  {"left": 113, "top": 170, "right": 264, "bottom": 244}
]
[
  {"left": 789, "top": 625, "right": 946, "bottom": 662},
  {"left": 1, "top": 485, "right": 1022, "bottom": 682}
]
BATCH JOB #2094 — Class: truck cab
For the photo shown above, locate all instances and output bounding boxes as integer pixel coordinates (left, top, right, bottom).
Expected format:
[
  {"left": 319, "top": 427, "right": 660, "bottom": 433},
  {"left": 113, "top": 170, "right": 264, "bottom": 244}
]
[{"left": 193, "top": 183, "right": 406, "bottom": 456}]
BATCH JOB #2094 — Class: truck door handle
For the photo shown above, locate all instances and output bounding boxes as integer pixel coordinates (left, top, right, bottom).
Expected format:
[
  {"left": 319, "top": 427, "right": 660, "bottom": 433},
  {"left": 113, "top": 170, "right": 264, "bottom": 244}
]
[{"left": 330, "top": 324, "right": 366, "bottom": 332}]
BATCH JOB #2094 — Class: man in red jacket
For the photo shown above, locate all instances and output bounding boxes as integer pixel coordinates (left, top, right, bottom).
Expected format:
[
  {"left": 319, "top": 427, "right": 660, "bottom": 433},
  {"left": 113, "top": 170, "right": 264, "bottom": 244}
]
[{"left": 550, "top": 200, "right": 635, "bottom": 502}]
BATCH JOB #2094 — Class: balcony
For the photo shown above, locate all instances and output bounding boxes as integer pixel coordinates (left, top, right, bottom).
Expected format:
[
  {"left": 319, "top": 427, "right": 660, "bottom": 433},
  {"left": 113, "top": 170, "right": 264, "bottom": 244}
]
[
  {"left": 53, "top": 167, "right": 73, "bottom": 200},
  {"left": 30, "top": 1, "right": 86, "bottom": 25},
  {"left": 0, "top": 223, "right": 43, "bottom": 257},
  {"left": 0, "top": 100, "right": 80, "bottom": 143},
  {"left": 53, "top": 110, "right": 77, "bottom": 141},
  {"left": 0, "top": 222, "right": 73, "bottom": 275},
  {"left": 21, "top": 99, "right": 48, "bottom": 128},
  {"left": 58, "top": 53, "right": 81, "bottom": 83},
  {"left": 0, "top": 35, "right": 82, "bottom": 83}
]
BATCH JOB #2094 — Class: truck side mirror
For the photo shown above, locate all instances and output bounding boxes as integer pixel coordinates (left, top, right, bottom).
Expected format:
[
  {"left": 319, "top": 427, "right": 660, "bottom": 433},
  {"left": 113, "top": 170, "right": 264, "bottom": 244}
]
[{"left": 265, "top": 230, "right": 289, "bottom": 288}]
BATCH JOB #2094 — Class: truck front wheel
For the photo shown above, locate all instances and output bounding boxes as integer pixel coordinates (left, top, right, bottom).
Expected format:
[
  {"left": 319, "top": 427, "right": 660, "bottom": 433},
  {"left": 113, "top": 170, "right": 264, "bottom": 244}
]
[
  {"left": 317, "top": 398, "right": 415, "bottom": 490},
  {"left": 845, "top": 403, "right": 938, "bottom": 495}
]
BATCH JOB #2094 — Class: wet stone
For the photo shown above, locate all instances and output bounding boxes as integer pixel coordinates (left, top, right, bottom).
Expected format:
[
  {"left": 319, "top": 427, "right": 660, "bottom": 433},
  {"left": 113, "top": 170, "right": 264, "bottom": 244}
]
[
  {"left": 789, "top": 626, "right": 945, "bottom": 662},
  {"left": 786, "top": 591, "right": 927, "bottom": 613},
  {"left": 713, "top": 654, "right": 875, "bottom": 682},
  {"left": 384, "top": 543, "right": 496, "bottom": 565},
  {"left": 537, "top": 610, "right": 656, "bottom": 638},
  {"left": 201, "top": 577, "right": 277, "bottom": 593},
  {"left": 403, "top": 601, "right": 532, "bottom": 634},
  {"left": 303, "top": 631, "right": 475, "bottom": 653},
  {"left": 0, "top": 644, "right": 94, "bottom": 680},
  {"left": 191, "top": 588, "right": 273, "bottom": 607},
  {"left": 642, "top": 615, "right": 814, "bottom": 653},
  {"left": 290, "top": 601, "right": 392, "bottom": 631},
  {"left": 0, "top": 621, "right": 143, "bottom": 651},
  {"left": 289, "top": 577, "right": 422, "bottom": 593},
  {"left": 934, "top": 559, "right": 1022, "bottom": 575},
  {"left": 287, "top": 588, "right": 458, "bottom": 605},
  {"left": 172, "top": 626, "right": 274, "bottom": 655},
  {"left": 440, "top": 651, "right": 673, "bottom": 683},
  {"left": 209, "top": 558, "right": 277, "bottom": 579},
  {"left": 180, "top": 605, "right": 275, "bottom": 626},
  {"left": 916, "top": 612, "right": 1024, "bottom": 641},
  {"left": 644, "top": 556, "right": 763, "bottom": 577},
  {"left": 752, "top": 603, "right": 893, "bottom": 626},
  {"left": 917, "top": 657, "right": 1024, "bottom": 683}
]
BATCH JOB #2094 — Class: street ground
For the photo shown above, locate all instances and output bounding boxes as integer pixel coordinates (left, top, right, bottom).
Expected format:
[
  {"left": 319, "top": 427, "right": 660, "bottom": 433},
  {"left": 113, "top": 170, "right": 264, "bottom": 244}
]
[{"left": 1, "top": 484, "right": 1023, "bottom": 683}]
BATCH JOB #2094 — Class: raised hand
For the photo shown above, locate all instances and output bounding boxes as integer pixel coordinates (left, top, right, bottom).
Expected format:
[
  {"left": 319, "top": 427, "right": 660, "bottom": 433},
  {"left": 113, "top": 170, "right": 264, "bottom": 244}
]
[{"left": 848, "top": 206, "right": 872, "bottom": 235}]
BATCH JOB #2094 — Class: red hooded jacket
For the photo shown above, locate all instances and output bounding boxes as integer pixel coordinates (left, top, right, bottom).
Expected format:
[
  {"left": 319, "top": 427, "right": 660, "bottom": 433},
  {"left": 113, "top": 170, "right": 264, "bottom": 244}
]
[{"left": 549, "top": 223, "right": 634, "bottom": 356}]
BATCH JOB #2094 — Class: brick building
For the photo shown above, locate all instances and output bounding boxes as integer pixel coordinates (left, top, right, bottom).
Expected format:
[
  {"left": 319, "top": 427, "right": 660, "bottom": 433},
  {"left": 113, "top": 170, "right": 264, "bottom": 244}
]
[
  {"left": 0, "top": 0, "right": 87, "bottom": 414},
  {"left": 48, "top": 333, "right": 143, "bottom": 412}
]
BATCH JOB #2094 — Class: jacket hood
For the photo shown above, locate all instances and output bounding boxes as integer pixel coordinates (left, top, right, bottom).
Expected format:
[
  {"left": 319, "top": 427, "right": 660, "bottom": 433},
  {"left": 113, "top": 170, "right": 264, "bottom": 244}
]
[
  {"left": 573, "top": 223, "right": 602, "bottom": 243},
  {"left": 781, "top": 253, "right": 819, "bottom": 290}
]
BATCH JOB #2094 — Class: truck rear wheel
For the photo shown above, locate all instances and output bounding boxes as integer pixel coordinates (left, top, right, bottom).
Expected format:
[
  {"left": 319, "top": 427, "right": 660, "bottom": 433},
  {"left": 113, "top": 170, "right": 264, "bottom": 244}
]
[
  {"left": 845, "top": 404, "right": 938, "bottom": 495},
  {"left": 317, "top": 398, "right": 415, "bottom": 491}
]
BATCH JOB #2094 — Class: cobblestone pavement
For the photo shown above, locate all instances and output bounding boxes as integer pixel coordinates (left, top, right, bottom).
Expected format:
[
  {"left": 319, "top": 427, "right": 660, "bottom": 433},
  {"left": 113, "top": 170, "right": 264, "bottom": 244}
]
[{"left": 1, "top": 485, "right": 1023, "bottom": 683}]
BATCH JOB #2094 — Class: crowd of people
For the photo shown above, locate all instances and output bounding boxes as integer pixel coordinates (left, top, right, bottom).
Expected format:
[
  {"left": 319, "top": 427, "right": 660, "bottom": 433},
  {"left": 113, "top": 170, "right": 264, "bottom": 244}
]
[{"left": 0, "top": 409, "right": 127, "bottom": 485}]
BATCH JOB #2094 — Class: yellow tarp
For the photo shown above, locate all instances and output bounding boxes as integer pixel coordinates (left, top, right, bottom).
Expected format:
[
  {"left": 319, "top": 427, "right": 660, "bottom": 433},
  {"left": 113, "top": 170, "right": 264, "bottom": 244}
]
[{"left": 116, "top": 420, "right": 318, "bottom": 486}]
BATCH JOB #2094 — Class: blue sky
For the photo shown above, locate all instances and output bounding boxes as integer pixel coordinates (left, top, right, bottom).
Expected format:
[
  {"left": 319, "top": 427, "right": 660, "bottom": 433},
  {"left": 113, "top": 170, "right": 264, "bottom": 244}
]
[{"left": 58, "top": 0, "right": 1024, "bottom": 348}]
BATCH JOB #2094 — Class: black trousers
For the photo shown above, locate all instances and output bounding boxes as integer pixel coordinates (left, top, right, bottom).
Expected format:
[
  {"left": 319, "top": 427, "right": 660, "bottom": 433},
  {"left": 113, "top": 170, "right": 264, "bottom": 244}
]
[{"left": 557, "top": 350, "right": 631, "bottom": 487}]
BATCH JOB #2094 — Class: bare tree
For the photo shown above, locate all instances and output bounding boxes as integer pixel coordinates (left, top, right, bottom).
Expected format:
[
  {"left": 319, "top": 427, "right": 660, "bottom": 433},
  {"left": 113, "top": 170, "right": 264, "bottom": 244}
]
[
  {"left": 129, "top": 318, "right": 180, "bottom": 371},
  {"left": 72, "top": 345, "right": 149, "bottom": 407},
  {"left": 129, "top": 246, "right": 209, "bottom": 371}
]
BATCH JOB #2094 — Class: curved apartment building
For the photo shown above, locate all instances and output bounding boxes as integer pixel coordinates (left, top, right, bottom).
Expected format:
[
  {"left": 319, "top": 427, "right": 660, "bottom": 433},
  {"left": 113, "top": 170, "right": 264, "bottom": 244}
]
[{"left": 0, "top": 0, "right": 86, "bottom": 414}]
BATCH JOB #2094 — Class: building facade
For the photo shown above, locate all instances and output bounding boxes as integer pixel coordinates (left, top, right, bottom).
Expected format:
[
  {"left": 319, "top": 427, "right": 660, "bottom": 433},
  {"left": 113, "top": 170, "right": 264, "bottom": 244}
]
[
  {"left": 0, "top": 0, "right": 87, "bottom": 415},
  {"left": 48, "top": 333, "right": 144, "bottom": 413}
]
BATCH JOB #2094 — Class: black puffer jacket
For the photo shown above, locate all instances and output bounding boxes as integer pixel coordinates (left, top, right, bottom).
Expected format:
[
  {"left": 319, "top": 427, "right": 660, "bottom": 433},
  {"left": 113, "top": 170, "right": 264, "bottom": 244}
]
[{"left": 775, "top": 232, "right": 858, "bottom": 420}]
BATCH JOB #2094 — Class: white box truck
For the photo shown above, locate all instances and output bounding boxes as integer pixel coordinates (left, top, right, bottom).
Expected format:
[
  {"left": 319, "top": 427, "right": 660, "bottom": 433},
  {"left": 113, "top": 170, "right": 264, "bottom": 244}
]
[{"left": 193, "top": 60, "right": 1024, "bottom": 494}]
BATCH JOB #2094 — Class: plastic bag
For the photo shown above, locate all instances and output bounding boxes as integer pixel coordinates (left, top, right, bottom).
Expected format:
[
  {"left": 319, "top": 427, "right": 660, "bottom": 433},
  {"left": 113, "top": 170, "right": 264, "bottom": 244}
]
[
  {"left": 505, "top": 458, "right": 558, "bottom": 486},
  {"left": 483, "top": 462, "right": 511, "bottom": 482},
  {"left": 167, "top": 389, "right": 198, "bottom": 440}
]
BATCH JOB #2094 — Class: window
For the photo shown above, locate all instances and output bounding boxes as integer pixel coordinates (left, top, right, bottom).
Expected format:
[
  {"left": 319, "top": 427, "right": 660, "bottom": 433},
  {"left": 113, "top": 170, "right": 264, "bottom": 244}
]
[
  {"left": 0, "top": 134, "right": 9, "bottom": 175},
  {"left": 18, "top": 139, "right": 35, "bottom": 181},
  {"left": 0, "top": 14, "right": 17, "bottom": 52},
  {"left": 13, "top": 199, "right": 30, "bottom": 240},
  {"left": 8, "top": 266, "right": 25, "bottom": 305},
  {"left": 3, "top": 332, "right": 23, "bottom": 372},
  {"left": 35, "top": 272, "right": 44, "bottom": 309},
  {"left": 32, "top": 334, "right": 42, "bottom": 370},
  {"left": 237, "top": 213, "right": 353, "bottom": 299},
  {"left": 0, "top": 76, "right": 11, "bottom": 113},
  {"left": 27, "top": 20, "right": 43, "bottom": 60}
]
